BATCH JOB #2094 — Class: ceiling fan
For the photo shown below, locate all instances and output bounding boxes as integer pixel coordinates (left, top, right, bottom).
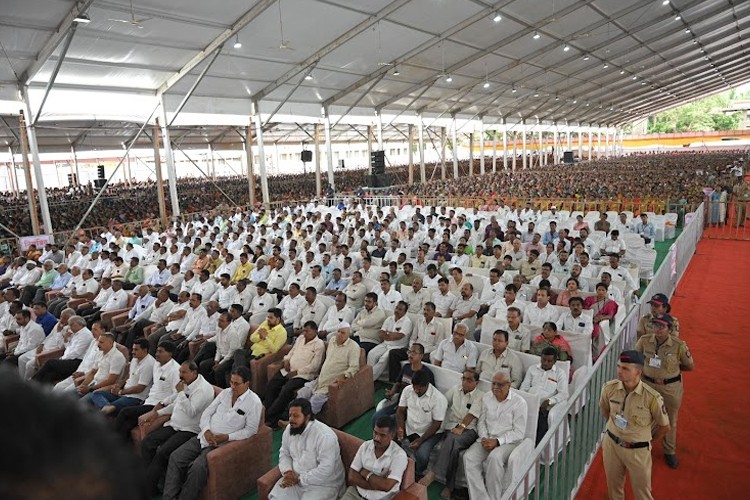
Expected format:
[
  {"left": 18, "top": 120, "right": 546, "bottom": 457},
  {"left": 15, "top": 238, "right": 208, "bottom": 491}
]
[
  {"left": 108, "top": 0, "right": 151, "bottom": 29},
  {"left": 375, "top": 23, "right": 392, "bottom": 66}
]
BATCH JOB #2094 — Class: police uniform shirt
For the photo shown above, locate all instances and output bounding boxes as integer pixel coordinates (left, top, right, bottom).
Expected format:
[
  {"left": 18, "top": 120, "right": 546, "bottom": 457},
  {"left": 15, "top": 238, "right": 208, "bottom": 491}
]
[
  {"left": 599, "top": 380, "right": 669, "bottom": 443},
  {"left": 635, "top": 334, "right": 692, "bottom": 380}
]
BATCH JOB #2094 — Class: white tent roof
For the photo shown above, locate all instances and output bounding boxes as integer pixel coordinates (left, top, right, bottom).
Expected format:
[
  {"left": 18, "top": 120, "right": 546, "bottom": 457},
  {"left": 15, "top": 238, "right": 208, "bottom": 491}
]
[{"left": 1, "top": 0, "right": 748, "bottom": 150}]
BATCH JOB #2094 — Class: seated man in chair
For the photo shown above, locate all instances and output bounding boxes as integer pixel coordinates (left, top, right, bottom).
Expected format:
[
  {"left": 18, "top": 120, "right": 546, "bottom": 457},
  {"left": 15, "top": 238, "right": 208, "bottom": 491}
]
[{"left": 341, "top": 415, "right": 409, "bottom": 500}]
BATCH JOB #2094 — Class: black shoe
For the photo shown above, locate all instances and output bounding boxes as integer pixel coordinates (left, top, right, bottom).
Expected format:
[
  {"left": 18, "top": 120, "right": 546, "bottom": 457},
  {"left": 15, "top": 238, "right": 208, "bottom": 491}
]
[{"left": 665, "top": 454, "right": 679, "bottom": 469}]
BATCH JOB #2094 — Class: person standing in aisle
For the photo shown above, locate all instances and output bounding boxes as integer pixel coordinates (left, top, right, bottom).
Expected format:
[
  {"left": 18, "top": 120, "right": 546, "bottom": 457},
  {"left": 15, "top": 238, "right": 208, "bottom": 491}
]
[
  {"left": 600, "top": 351, "right": 670, "bottom": 500},
  {"left": 635, "top": 314, "right": 693, "bottom": 469}
]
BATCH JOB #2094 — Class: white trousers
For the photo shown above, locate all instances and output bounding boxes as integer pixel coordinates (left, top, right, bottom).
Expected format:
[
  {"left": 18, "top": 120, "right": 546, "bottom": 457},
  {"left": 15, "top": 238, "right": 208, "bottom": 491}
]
[
  {"left": 463, "top": 440, "right": 518, "bottom": 500},
  {"left": 367, "top": 343, "right": 396, "bottom": 381}
]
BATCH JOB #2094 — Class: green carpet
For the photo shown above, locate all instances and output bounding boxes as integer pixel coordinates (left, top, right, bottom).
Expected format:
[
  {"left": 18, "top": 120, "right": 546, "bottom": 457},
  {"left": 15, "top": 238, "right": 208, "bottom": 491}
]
[{"left": 236, "top": 233, "right": 682, "bottom": 500}]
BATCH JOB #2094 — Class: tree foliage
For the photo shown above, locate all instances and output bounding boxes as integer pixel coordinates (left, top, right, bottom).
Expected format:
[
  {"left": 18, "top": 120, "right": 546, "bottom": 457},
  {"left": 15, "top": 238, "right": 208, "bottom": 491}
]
[{"left": 646, "top": 90, "right": 744, "bottom": 133}]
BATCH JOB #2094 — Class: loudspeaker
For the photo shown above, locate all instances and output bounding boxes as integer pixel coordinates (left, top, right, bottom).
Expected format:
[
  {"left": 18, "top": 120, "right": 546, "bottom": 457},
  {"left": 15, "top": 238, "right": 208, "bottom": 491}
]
[
  {"left": 563, "top": 151, "right": 574, "bottom": 164},
  {"left": 301, "top": 150, "right": 312, "bottom": 162},
  {"left": 367, "top": 174, "right": 391, "bottom": 187},
  {"left": 338, "top": 159, "right": 345, "bottom": 169},
  {"left": 93, "top": 178, "right": 107, "bottom": 189},
  {"left": 370, "top": 150, "right": 385, "bottom": 174},
  {"left": 97, "top": 165, "right": 105, "bottom": 178}
]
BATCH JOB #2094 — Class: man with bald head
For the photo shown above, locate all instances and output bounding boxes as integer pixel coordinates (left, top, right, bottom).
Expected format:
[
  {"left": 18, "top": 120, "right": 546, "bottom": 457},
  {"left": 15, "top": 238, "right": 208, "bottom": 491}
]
[{"left": 463, "top": 371, "right": 528, "bottom": 500}]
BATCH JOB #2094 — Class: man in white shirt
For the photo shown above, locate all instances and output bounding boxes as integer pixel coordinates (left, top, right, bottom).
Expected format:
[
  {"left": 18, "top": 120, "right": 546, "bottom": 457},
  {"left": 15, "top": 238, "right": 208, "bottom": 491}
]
[
  {"left": 76, "top": 332, "right": 127, "bottom": 402},
  {"left": 599, "top": 253, "right": 639, "bottom": 296},
  {"left": 0, "top": 309, "right": 44, "bottom": 365},
  {"left": 529, "top": 263, "right": 561, "bottom": 289},
  {"left": 141, "top": 359, "right": 216, "bottom": 497},
  {"left": 211, "top": 274, "right": 238, "bottom": 311},
  {"left": 395, "top": 370, "right": 448, "bottom": 477},
  {"left": 600, "top": 230, "right": 627, "bottom": 257},
  {"left": 377, "top": 278, "right": 402, "bottom": 313},
  {"left": 18, "top": 308, "right": 73, "bottom": 380},
  {"left": 162, "top": 365, "right": 262, "bottom": 500},
  {"left": 432, "top": 278, "right": 456, "bottom": 318},
  {"left": 556, "top": 297, "right": 594, "bottom": 337},
  {"left": 269, "top": 398, "right": 346, "bottom": 500},
  {"left": 343, "top": 415, "right": 409, "bottom": 500},
  {"left": 115, "top": 341, "right": 180, "bottom": 440},
  {"left": 318, "top": 292, "right": 355, "bottom": 340},
  {"left": 82, "top": 279, "right": 129, "bottom": 327},
  {"left": 431, "top": 324, "right": 478, "bottom": 373},
  {"left": 264, "top": 322, "right": 325, "bottom": 428},
  {"left": 524, "top": 288, "right": 560, "bottom": 327},
  {"left": 386, "top": 302, "right": 446, "bottom": 381},
  {"left": 463, "top": 372, "right": 528, "bottom": 500},
  {"left": 292, "top": 287, "right": 328, "bottom": 339},
  {"left": 520, "top": 347, "right": 568, "bottom": 444},
  {"left": 367, "top": 301, "right": 413, "bottom": 381},
  {"left": 88, "top": 337, "right": 155, "bottom": 415}
]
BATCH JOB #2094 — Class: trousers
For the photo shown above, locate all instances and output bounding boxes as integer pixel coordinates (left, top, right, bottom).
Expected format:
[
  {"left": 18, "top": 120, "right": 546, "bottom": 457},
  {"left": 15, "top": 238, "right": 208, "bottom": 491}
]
[
  {"left": 431, "top": 429, "right": 478, "bottom": 492},
  {"left": 162, "top": 437, "right": 213, "bottom": 500},
  {"left": 141, "top": 425, "right": 196, "bottom": 496},
  {"left": 602, "top": 433, "right": 653, "bottom": 500},
  {"left": 463, "top": 440, "right": 518, "bottom": 500}
]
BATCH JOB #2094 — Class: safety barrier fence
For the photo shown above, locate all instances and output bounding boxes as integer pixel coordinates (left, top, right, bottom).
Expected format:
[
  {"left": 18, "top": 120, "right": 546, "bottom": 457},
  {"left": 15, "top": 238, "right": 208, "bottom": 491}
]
[
  {"left": 703, "top": 199, "right": 750, "bottom": 240},
  {"left": 501, "top": 203, "right": 705, "bottom": 500}
]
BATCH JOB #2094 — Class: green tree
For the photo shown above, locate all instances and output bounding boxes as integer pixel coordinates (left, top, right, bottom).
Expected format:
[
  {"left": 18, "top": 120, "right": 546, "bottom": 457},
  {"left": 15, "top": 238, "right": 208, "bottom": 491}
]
[{"left": 646, "top": 90, "right": 743, "bottom": 133}]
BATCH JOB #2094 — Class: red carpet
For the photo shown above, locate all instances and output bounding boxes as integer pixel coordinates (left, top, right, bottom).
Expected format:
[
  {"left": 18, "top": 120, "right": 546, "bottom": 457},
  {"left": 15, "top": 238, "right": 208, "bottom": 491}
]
[{"left": 577, "top": 238, "right": 750, "bottom": 499}]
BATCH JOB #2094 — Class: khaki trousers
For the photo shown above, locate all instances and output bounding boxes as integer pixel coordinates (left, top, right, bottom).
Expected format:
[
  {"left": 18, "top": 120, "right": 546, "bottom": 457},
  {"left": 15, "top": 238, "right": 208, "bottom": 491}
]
[
  {"left": 646, "top": 380, "right": 683, "bottom": 455},
  {"left": 602, "top": 434, "right": 653, "bottom": 500}
]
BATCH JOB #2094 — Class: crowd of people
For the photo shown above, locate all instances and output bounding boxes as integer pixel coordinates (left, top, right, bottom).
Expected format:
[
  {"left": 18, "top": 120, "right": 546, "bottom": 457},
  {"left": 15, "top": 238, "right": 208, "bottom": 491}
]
[
  {"left": 0, "top": 151, "right": 742, "bottom": 238},
  {"left": 0, "top": 175, "right": 708, "bottom": 500}
]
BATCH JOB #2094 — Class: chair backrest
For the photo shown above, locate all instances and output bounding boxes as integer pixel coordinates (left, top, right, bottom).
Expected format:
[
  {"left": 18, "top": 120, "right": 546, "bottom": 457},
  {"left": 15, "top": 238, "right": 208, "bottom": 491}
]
[
  {"left": 429, "top": 364, "right": 462, "bottom": 394},
  {"left": 557, "top": 330, "right": 593, "bottom": 370},
  {"left": 317, "top": 295, "right": 334, "bottom": 309},
  {"left": 512, "top": 389, "right": 540, "bottom": 440},
  {"left": 480, "top": 316, "right": 509, "bottom": 345}
]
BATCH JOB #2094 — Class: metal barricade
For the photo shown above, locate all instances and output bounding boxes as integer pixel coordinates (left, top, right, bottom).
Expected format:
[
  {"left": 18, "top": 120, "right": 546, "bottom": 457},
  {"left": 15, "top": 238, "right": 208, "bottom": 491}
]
[
  {"left": 502, "top": 203, "right": 705, "bottom": 500},
  {"left": 704, "top": 199, "right": 750, "bottom": 240}
]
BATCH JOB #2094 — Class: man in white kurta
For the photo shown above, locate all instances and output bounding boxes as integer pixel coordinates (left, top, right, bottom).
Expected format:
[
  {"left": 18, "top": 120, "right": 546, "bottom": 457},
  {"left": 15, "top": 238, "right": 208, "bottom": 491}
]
[
  {"left": 269, "top": 398, "right": 345, "bottom": 500},
  {"left": 463, "top": 372, "right": 528, "bottom": 500}
]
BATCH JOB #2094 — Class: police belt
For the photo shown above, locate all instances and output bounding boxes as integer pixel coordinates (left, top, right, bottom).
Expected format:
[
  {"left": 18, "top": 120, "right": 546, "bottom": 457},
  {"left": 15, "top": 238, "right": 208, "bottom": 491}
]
[
  {"left": 643, "top": 374, "right": 682, "bottom": 385},
  {"left": 607, "top": 430, "right": 649, "bottom": 449}
]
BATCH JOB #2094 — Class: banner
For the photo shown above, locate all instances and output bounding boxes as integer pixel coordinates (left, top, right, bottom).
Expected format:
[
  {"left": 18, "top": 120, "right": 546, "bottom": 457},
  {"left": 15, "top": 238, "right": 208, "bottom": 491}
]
[{"left": 19, "top": 234, "right": 54, "bottom": 251}]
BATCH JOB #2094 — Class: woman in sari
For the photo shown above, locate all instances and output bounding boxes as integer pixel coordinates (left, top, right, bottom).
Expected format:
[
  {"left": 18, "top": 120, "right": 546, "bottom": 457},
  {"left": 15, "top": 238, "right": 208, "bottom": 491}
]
[
  {"left": 556, "top": 277, "right": 583, "bottom": 306},
  {"left": 584, "top": 282, "right": 619, "bottom": 357},
  {"left": 530, "top": 322, "right": 573, "bottom": 362}
]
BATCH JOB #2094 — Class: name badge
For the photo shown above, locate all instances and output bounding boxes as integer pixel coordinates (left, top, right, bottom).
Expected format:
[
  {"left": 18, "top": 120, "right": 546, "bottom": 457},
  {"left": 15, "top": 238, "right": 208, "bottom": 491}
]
[
  {"left": 614, "top": 414, "right": 628, "bottom": 430},
  {"left": 648, "top": 357, "right": 662, "bottom": 368}
]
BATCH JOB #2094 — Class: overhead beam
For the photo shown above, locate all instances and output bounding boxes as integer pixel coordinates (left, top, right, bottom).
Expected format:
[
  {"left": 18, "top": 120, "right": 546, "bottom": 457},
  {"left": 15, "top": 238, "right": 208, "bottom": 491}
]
[
  {"left": 156, "top": 0, "right": 276, "bottom": 96},
  {"left": 323, "top": 0, "right": 519, "bottom": 107},
  {"left": 20, "top": 0, "right": 96, "bottom": 84},
  {"left": 254, "top": 0, "right": 411, "bottom": 102},
  {"left": 167, "top": 45, "right": 224, "bottom": 126}
]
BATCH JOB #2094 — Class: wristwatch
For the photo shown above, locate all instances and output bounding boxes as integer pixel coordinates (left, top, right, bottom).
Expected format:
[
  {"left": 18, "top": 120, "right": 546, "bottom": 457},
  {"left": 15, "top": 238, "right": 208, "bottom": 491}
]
[
  {"left": 459, "top": 423, "right": 467, "bottom": 429},
  {"left": 366, "top": 472, "right": 374, "bottom": 482}
]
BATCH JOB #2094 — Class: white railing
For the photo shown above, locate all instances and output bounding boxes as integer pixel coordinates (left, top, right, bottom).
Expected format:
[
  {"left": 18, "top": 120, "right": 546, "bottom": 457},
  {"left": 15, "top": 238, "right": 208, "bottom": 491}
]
[{"left": 501, "top": 203, "right": 705, "bottom": 500}]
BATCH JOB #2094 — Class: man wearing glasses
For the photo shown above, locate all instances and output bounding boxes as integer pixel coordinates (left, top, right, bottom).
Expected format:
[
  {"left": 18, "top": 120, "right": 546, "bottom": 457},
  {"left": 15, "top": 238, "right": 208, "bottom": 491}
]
[{"left": 463, "top": 372, "right": 528, "bottom": 500}]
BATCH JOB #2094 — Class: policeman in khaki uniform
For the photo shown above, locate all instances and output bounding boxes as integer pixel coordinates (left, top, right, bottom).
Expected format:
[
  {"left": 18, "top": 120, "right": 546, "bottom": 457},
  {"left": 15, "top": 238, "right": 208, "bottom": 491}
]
[
  {"left": 600, "top": 350, "right": 670, "bottom": 500},
  {"left": 636, "top": 293, "right": 680, "bottom": 339},
  {"left": 635, "top": 314, "right": 693, "bottom": 469}
]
